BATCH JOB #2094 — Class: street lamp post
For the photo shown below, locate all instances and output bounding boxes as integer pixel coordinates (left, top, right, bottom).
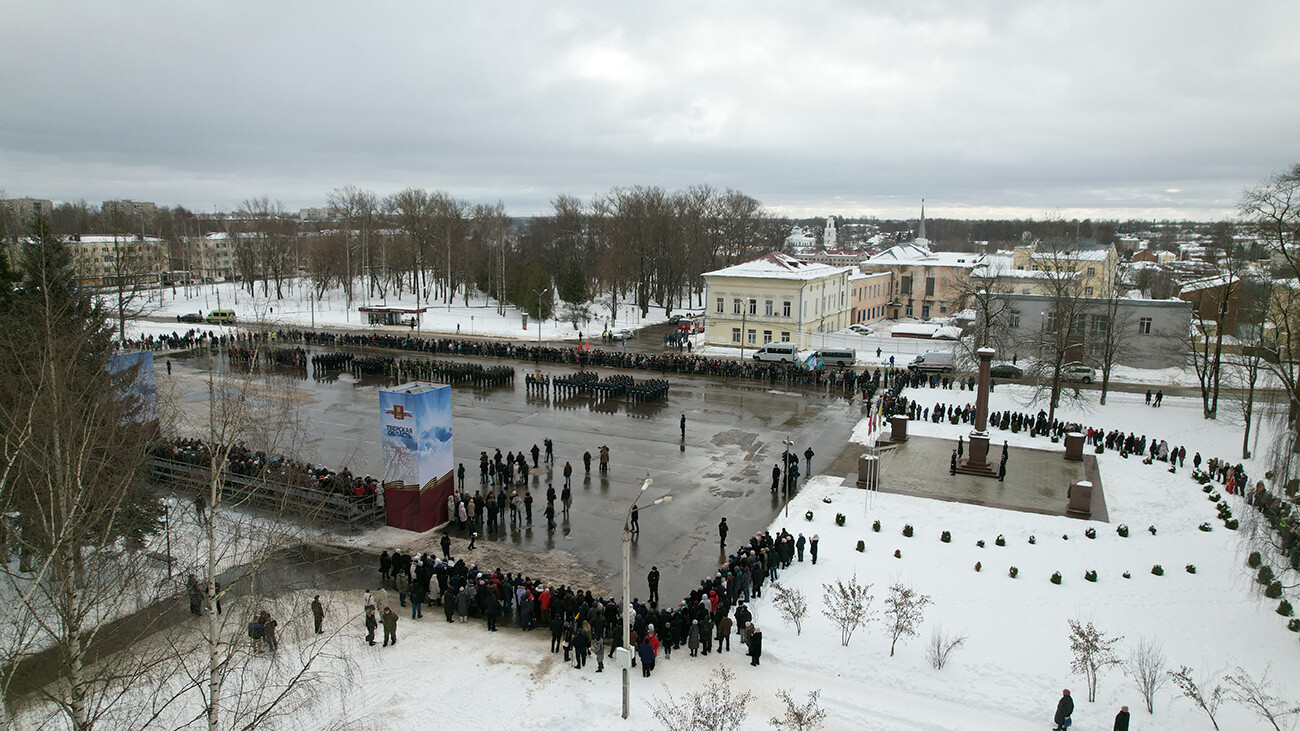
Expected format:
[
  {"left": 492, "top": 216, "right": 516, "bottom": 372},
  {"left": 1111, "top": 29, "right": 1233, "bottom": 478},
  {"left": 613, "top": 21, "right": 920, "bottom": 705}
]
[{"left": 622, "top": 477, "right": 651, "bottom": 720}]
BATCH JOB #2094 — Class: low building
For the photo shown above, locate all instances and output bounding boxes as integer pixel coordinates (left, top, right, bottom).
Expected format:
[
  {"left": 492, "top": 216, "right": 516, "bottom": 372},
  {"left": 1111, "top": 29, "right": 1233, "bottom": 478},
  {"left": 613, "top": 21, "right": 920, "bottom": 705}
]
[
  {"left": 860, "top": 240, "right": 984, "bottom": 320},
  {"left": 993, "top": 292, "right": 1191, "bottom": 368},
  {"left": 66, "top": 234, "right": 167, "bottom": 287},
  {"left": 850, "top": 271, "right": 892, "bottom": 324},
  {"left": 702, "top": 252, "right": 853, "bottom": 350},
  {"left": 1011, "top": 240, "right": 1117, "bottom": 298}
]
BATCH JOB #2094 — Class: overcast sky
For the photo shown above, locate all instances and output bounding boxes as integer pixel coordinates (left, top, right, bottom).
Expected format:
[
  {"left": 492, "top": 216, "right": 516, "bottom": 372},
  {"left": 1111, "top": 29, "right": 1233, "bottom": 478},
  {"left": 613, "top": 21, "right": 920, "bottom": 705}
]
[{"left": 2, "top": 1, "right": 1297, "bottom": 220}]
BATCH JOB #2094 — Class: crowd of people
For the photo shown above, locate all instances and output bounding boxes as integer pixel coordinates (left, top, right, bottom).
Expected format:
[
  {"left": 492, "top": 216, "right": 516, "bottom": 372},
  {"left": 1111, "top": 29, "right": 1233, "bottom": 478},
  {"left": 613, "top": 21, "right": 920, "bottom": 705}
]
[
  {"left": 359, "top": 523, "right": 814, "bottom": 677},
  {"left": 154, "top": 437, "right": 386, "bottom": 503}
]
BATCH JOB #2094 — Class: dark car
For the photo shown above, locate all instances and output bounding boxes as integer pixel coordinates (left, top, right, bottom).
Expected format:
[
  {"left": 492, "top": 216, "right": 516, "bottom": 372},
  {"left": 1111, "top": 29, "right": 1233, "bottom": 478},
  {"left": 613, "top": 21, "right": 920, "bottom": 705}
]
[
  {"left": 177, "top": 312, "right": 204, "bottom": 323},
  {"left": 989, "top": 363, "right": 1023, "bottom": 379}
]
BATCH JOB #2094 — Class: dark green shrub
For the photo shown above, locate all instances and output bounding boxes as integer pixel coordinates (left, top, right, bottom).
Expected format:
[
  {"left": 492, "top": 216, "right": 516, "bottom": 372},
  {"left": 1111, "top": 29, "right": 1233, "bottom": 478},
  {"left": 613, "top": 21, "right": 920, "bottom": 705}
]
[
  {"left": 1084, "top": 570, "right": 1097, "bottom": 582},
  {"left": 1152, "top": 565, "right": 1164, "bottom": 576},
  {"left": 835, "top": 513, "right": 847, "bottom": 527},
  {"left": 1289, "top": 618, "right": 1300, "bottom": 632},
  {"left": 855, "top": 540, "right": 865, "bottom": 553},
  {"left": 1009, "top": 566, "right": 1018, "bottom": 578},
  {"left": 902, "top": 524, "right": 913, "bottom": 537},
  {"left": 1259, "top": 565, "right": 1276, "bottom": 585},
  {"left": 804, "top": 510, "right": 814, "bottom": 521},
  {"left": 995, "top": 534, "right": 1006, "bottom": 547},
  {"left": 1279, "top": 600, "right": 1294, "bottom": 617},
  {"left": 1050, "top": 571, "right": 1062, "bottom": 585},
  {"left": 1117, "top": 524, "right": 1129, "bottom": 538},
  {"left": 1062, "top": 534, "right": 1069, "bottom": 541},
  {"left": 1199, "top": 522, "right": 1213, "bottom": 532},
  {"left": 1266, "top": 581, "right": 1284, "bottom": 599},
  {"left": 1085, "top": 527, "right": 1096, "bottom": 539},
  {"left": 976, "top": 539, "right": 985, "bottom": 548},
  {"left": 940, "top": 530, "right": 951, "bottom": 543},
  {"left": 1202, "top": 484, "right": 1215, "bottom": 493},
  {"left": 1249, "top": 551, "right": 1263, "bottom": 569},
  {"left": 1225, "top": 519, "right": 1239, "bottom": 530},
  {"left": 872, "top": 519, "right": 881, "bottom": 532},
  {"left": 1122, "top": 571, "right": 1131, "bottom": 579},
  {"left": 974, "top": 561, "right": 982, "bottom": 572},
  {"left": 1185, "top": 564, "right": 1197, "bottom": 574},
  {"left": 1208, "top": 493, "right": 1221, "bottom": 503},
  {"left": 1149, "top": 525, "right": 1158, "bottom": 535},
  {"left": 893, "top": 549, "right": 901, "bottom": 559},
  {"left": 1028, "top": 535, "right": 1036, "bottom": 545}
]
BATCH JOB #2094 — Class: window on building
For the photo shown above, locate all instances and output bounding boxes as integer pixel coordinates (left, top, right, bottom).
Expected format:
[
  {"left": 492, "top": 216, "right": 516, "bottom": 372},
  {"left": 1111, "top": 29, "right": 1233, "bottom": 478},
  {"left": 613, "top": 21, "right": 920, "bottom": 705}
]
[
  {"left": 1087, "top": 267, "right": 1096, "bottom": 277},
  {"left": 1009, "top": 314, "right": 1021, "bottom": 328},
  {"left": 748, "top": 299, "right": 757, "bottom": 315},
  {"left": 782, "top": 300, "right": 791, "bottom": 317},
  {"left": 900, "top": 276, "right": 912, "bottom": 295},
  {"left": 1139, "top": 317, "right": 1152, "bottom": 335},
  {"left": 781, "top": 331, "right": 790, "bottom": 342},
  {"left": 763, "top": 330, "right": 772, "bottom": 344},
  {"left": 765, "top": 299, "right": 773, "bottom": 316},
  {"left": 939, "top": 305, "right": 947, "bottom": 313},
  {"left": 716, "top": 297, "right": 724, "bottom": 314},
  {"left": 925, "top": 277, "right": 935, "bottom": 296},
  {"left": 733, "top": 298, "right": 742, "bottom": 315},
  {"left": 1091, "top": 315, "right": 1108, "bottom": 334},
  {"left": 1045, "top": 312, "right": 1058, "bottom": 331},
  {"left": 747, "top": 329, "right": 756, "bottom": 345},
  {"left": 732, "top": 328, "right": 741, "bottom": 343},
  {"left": 905, "top": 304, "right": 913, "bottom": 316},
  {"left": 1085, "top": 286, "right": 1094, "bottom": 296}
]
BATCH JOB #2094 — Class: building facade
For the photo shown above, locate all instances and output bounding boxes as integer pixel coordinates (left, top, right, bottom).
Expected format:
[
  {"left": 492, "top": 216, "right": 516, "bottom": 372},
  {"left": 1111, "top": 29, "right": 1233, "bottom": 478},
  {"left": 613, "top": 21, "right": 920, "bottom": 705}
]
[
  {"left": 1011, "top": 240, "right": 1118, "bottom": 297},
  {"left": 850, "top": 271, "right": 893, "bottom": 324},
  {"left": 1, "top": 198, "right": 54, "bottom": 229},
  {"left": 860, "top": 240, "right": 983, "bottom": 320},
  {"left": 702, "top": 253, "right": 853, "bottom": 350},
  {"left": 67, "top": 234, "right": 167, "bottom": 286},
  {"left": 101, "top": 199, "right": 159, "bottom": 220},
  {"left": 993, "top": 292, "right": 1191, "bottom": 368}
]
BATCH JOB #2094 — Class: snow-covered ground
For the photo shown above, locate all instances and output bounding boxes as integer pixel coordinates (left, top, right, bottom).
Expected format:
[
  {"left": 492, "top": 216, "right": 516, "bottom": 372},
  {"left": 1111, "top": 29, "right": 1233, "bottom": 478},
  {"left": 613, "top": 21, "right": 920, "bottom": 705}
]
[
  {"left": 17, "top": 387, "right": 1298, "bottom": 730},
  {"left": 115, "top": 281, "right": 665, "bottom": 342}
]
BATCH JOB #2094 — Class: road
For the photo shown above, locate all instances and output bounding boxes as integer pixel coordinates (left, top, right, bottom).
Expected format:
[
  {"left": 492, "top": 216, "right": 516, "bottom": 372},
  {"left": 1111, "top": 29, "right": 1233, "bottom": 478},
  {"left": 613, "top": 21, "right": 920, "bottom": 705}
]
[{"left": 162, "top": 345, "right": 864, "bottom": 602}]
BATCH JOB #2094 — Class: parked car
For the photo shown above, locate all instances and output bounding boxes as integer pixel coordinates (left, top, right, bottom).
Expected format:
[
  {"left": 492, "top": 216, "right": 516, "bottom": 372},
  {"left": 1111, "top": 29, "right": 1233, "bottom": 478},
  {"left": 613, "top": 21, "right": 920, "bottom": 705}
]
[
  {"left": 610, "top": 328, "right": 634, "bottom": 341},
  {"left": 752, "top": 342, "right": 798, "bottom": 363},
  {"left": 177, "top": 312, "right": 204, "bottom": 323},
  {"left": 989, "top": 363, "right": 1023, "bottom": 379},
  {"left": 848, "top": 323, "right": 871, "bottom": 334},
  {"left": 907, "top": 351, "right": 955, "bottom": 374},
  {"left": 668, "top": 313, "right": 699, "bottom": 324},
  {"left": 1062, "top": 363, "right": 1095, "bottom": 383}
]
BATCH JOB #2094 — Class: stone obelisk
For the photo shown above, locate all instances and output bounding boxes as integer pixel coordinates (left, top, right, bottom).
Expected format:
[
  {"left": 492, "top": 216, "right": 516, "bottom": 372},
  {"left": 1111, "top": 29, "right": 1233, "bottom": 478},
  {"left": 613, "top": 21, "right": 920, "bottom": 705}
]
[{"left": 956, "top": 347, "right": 999, "bottom": 477}]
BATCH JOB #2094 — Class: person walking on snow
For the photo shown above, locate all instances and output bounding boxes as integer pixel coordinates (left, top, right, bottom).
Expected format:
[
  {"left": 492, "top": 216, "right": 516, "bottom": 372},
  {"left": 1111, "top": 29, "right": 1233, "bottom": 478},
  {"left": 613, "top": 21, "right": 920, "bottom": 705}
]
[
  {"left": 719, "top": 517, "right": 728, "bottom": 547},
  {"left": 803, "top": 446, "right": 814, "bottom": 475},
  {"left": 1053, "top": 689, "right": 1073, "bottom": 730},
  {"left": 381, "top": 607, "right": 398, "bottom": 647}
]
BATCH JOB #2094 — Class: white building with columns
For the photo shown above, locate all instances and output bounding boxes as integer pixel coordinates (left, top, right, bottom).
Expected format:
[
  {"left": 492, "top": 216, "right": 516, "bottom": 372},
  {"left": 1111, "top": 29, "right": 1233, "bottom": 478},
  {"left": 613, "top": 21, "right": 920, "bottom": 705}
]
[{"left": 702, "top": 252, "right": 853, "bottom": 351}]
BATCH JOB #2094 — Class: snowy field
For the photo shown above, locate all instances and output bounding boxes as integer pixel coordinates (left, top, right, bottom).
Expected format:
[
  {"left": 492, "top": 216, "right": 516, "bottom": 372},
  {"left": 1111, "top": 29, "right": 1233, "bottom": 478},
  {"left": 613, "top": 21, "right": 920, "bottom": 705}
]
[
  {"left": 115, "top": 280, "right": 667, "bottom": 342},
  {"left": 16, "top": 387, "right": 1299, "bottom": 730}
]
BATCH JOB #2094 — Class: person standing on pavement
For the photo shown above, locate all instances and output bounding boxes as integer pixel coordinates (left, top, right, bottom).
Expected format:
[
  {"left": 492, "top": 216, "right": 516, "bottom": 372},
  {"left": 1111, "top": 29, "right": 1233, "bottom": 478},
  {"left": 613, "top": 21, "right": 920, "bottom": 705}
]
[
  {"left": 563, "top": 461, "right": 572, "bottom": 488},
  {"left": 630, "top": 504, "right": 639, "bottom": 533},
  {"left": 647, "top": 566, "right": 660, "bottom": 605},
  {"left": 803, "top": 446, "right": 814, "bottom": 475},
  {"left": 599, "top": 445, "right": 610, "bottom": 474},
  {"left": 796, "top": 533, "right": 806, "bottom": 562},
  {"left": 680, "top": 413, "right": 686, "bottom": 439},
  {"left": 719, "top": 517, "right": 729, "bottom": 548},
  {"left": 583, "top": 450, "right": 592, "bottom": 473},
  {"left": 771, "top": 464, "right": 781, "bottom": 493}
]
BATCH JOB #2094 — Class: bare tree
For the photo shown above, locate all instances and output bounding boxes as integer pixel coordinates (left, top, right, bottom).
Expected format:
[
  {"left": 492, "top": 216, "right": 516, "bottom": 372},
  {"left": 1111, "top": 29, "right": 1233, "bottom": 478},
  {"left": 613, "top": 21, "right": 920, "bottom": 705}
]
[
  {"left": 769, "top": 688, "right": 826, "bottom": 730},
  {"left": 769, "top": 582, "right": 808, "bottom": 635},
  {"left": 1125, "top": 636, "right": 1169, "bottom": 714},
  {"left": 957, "top": 257, "right": 1017, "bottom": 366},
  {"left": 1170, "top": 665, "right": 1225, "bottom": 730},
  {"left": 1225, "top": 665, "right": 1300, "bottom": 731},
  {"left": 1094, "top": 283, "right": 1135, "bottom": 405},
  {"left": 926, "top": 626, "right": 968, "bottom": 670},
  {"left": 821, "top": 575, "right": 874, "bottom": 647},
  {"left": 1184, "top": 254, "right": 1249, "bottom": 419},
  {"left": 882, "top": 582, "right": 932, "bottom": 657},
  {"left": 1025, "top": 239, "right": 1091, "bottom": 425},
  {"left": 1067, "top": 619, "right": 1123, "bottom": 703},
  {"left": 647, "top": 666, "right": 753, "bottom": 731}
]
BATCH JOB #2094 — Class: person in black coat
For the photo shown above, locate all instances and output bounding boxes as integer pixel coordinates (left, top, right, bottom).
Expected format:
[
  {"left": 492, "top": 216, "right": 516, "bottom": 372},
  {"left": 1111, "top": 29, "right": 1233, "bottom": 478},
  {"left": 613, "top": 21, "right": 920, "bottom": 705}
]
[
  {"left": 647, "top": 567, "right": 660, "bottom": 605},
  {"left": 1053, "top": 689, "right": 1073, "bottom": 730},
  {"left": 1113, "top": 705, "right": 1129, "bottom": 731},
  {"left": 550, "top": 614, "right": 565, "bottom": 652},
  {"left": 440, "top": 534, "right": 451, "bottom": 560},
  {"left": 379, "top": 550, "right": 392, "bottom": 582},
  {"left": 747, "top": 624, "right": 762, "bottom": 666},
  {"left": 718, "top": 518, "right": 728, "bottom": 547},
  {"left": 637, "top": 637, "right": 656, "bottom": 677}
]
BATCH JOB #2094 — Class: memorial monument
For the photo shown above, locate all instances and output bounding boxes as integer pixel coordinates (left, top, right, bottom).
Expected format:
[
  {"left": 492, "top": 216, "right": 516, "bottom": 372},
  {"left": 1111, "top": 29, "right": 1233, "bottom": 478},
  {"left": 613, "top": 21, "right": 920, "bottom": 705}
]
[{"left": 955, "top": 347, "right": 999, "bottom": 477}]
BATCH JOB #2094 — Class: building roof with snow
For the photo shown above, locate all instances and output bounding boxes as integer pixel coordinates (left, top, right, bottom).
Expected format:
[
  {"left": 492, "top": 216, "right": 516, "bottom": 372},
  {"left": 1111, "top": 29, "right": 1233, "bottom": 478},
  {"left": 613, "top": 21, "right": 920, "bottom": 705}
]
[
  {"left": 704, "top": 252, "right": 854, "bottom": 281},
  {"left": 865, "top": 241, "right": 984, "bottom": 268}
]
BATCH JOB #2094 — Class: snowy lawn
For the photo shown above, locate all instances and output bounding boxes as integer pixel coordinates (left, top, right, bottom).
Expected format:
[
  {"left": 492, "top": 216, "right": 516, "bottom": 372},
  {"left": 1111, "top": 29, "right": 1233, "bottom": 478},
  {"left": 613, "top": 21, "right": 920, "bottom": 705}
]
[{"left": 119, "top": 280, "right": 667, "bottom": 341}]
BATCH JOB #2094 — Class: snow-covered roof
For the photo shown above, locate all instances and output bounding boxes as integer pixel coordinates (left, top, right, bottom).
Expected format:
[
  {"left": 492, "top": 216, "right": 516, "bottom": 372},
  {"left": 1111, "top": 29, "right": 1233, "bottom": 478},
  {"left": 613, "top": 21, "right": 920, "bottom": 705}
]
[
  {"left": 891, "top": 323, "right": 940, "bottom": 336},
  {"left": 68, "top": 234, "right": 165, "bottom": 244},
  {"left": 866, "top": 242, "right": 983, "bottom": 268},
  {"left": 704, "top": 252, "right": 853, "bottom": 281}
]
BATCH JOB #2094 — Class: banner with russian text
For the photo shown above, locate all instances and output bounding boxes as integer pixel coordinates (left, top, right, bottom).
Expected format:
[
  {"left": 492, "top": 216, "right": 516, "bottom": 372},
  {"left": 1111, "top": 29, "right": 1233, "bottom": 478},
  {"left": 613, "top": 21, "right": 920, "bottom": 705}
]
[{"left": 380, "top": 382, "right": 453, "bottom": 531}]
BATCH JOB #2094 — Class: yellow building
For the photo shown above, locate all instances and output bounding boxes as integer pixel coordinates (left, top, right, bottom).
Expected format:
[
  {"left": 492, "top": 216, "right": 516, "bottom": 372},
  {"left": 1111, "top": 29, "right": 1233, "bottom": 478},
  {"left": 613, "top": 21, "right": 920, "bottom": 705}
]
[
  {"left": 67, "top": 234, "right": 166, "bottom": 287},
  {"left": 702, "top": 253, "right": 853, "bottom": 350},
  {"left": 1011, "top": 240, "right": 1117, "bottom": 297},
  {"left": 860, "top": 241, "right": 983, "bottom": 320}
]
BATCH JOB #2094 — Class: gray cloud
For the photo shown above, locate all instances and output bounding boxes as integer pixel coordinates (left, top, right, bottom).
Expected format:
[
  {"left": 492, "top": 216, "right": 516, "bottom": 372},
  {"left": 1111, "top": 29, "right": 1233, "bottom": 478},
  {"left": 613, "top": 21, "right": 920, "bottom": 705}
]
[{"left": 2, "top": 0, "right": 1297, "bottom": 219}]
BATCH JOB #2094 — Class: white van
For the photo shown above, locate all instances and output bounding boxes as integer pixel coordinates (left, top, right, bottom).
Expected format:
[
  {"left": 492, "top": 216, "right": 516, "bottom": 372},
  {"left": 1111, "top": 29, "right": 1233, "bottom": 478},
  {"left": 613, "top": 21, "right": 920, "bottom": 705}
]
[
  {"left": 908, "top": 351, "right": 955, "bottom": 374},
  {"left": 752, "top": 342, "right": 798, "bottom": 363},
  {"left": 814, "top": 349, "right": 856, "bottom": 367}
]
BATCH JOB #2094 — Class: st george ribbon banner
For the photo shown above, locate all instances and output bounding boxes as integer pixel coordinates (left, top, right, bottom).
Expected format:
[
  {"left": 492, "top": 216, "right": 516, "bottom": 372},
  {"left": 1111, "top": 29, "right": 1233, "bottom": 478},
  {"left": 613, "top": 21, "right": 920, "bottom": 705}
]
[{"left": 379, "top": 382, "right": 454, "bottom": 532}]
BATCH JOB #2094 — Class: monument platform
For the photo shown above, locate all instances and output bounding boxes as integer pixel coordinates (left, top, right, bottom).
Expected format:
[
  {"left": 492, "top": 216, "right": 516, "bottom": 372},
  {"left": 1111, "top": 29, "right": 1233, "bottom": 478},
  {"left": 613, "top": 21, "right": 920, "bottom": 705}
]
[{"left": 830, "top": 436, "right": 1108, "bottom": 521}]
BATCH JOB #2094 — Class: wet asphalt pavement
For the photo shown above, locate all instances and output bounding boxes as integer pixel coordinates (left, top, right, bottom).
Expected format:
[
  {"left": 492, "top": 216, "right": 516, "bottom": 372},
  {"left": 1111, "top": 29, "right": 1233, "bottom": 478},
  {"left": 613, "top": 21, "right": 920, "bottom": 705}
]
[{"left": 163, "top": 346, "right": 865, "bottom": 602}]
